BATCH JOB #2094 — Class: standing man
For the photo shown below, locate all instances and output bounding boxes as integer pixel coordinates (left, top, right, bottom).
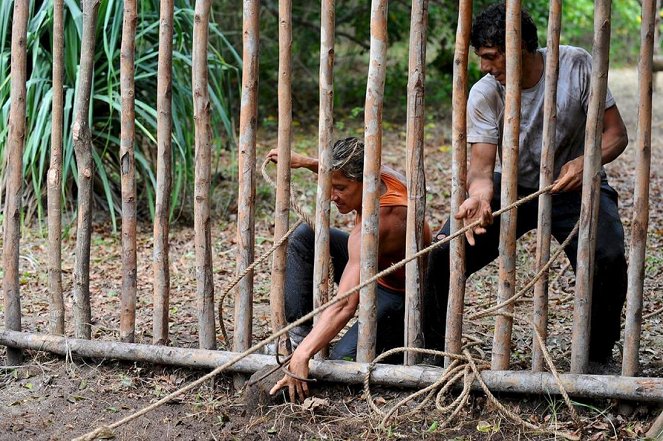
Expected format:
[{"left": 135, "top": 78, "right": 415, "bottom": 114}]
[
  {"left": 267, "top": 137, "right": 432, "bottom": 401},
  {"left": 425, "top": 3, "right": 628, "bottom": 367}
]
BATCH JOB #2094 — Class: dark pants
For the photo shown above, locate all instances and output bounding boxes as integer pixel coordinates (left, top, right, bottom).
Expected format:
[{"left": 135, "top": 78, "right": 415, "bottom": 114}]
[
  {"left": 424, "top": 173, "right": 627, "bottom": 362},
  {"left": 285, "top": 224, "right": 405, "bottom": 360}
]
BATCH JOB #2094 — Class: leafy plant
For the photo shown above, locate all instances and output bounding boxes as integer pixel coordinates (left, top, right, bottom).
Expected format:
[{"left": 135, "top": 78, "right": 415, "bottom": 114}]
[{"left": 0, "top": 0, "right": 240, "bottom": 229}]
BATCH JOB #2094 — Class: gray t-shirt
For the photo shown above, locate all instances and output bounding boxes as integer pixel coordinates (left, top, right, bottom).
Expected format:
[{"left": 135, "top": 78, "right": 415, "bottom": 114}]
[{"left": 466, "top": 45, "right": 616, "bottom": 189}]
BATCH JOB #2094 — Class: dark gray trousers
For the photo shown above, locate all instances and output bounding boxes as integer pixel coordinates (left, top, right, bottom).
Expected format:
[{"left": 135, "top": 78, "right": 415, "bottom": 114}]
[
  {"left": 284, "top": 224, "right": 405, "bottom": 360},
  {"left": 424, "top": 173, "right": 627, "bottom": 362}
]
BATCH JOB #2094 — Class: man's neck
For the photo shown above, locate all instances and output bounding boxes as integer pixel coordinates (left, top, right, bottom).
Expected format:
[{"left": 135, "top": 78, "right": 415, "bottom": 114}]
[{"left": 522, "top": 50, "right": 543, "bottom": 89}]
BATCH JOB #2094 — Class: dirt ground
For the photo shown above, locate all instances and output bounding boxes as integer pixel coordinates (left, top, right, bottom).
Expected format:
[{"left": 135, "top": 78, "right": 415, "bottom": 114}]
[{"left": 1, "top": 67, "right": 662, "bottom": 440}]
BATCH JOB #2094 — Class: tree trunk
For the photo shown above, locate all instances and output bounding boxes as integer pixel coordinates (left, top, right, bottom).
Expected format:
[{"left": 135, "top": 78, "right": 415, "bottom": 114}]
[
  {"left": 152, "top": 0, "right": 174, "bottom": 346},
  {"left": 2, "top": 0, "right": 30, "bottom": 365},
  {"left": 235, "top": 0, "right": 260, "bottom": 354},
  {"left": 72, "top": 0, "right": 101, "bottom": 340},
  {"left": 119, "top": 0, "right": 138, "bottom": 343},
  {"left": 192, "top": 0, "right": 216, "bottom": 350}
]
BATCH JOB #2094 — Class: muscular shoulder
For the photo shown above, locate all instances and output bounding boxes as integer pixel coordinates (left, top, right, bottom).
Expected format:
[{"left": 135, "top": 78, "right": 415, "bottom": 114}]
[{"left": 468, "top": 75, "right": 503, "bottom": 111}]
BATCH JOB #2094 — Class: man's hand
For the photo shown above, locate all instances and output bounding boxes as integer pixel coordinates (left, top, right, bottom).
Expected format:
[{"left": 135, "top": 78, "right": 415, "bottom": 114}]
[
  {"left": 455, "top": 196, "right": 493, "bottom": 246},
  {"left": 269, "top": 352, "right": 311, "bottom": 402},
  {"left": 266, "top": 149, "right": 315, "bottom": 170},
  {"left": 552, "top": 156, "right": 584, "bottom": 193}
]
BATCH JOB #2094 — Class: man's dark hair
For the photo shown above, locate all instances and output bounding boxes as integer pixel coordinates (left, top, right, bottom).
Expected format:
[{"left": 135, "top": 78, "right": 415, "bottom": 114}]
[
  {"left": 470, "top": 3, "right": 539, "bottom": 54},
  {"left": 331, "top": 137, "right": 364, "bottom": 181}
]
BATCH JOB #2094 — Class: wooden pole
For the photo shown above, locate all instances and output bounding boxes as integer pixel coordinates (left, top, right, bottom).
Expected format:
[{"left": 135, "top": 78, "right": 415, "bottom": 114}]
[
  {"left": 2, "top": 0, "right": 30, "bottom": 365},
  {"left": 152, "top": 0, "right": 174, "bottom": 345},
  {"left": 492, "top": 0, "right": 522, "bottom": 371},
  {"left": 2, "top": 330, "right": 662, "bottom": 402},
  {"left": 357, "top": 0, "right": 388, "bottom": 363},
  {"left": 313, "top": 0, "right": 335, "bottom": 359},
  {"left": 193, "top": 0, "right": 215, "bottom": 350},
  {"left": 235, "top": 0, "right": 260, "bottom": 354},
  {"left": 269, "top": 0, "right": 293, "bottom": 353},
  {"left": 48, "top": 0, "right": 65, "bottom": 336},
  {"left": 72, "top": 0, "right": 101, "bottom": 340},
  {"left": 445, "top": 0, "right": 472, "bottom": 366},
  {"left": 532, "top": 0, "right": 561, "bottom": 372},
  {"left": 120, "top": 0, "right": 138, "bottom": 343},
  {"left": 571, "top": 0, "right": 612, "bottom": 374},
  {"left": 403, "top": 0, "right": 429, "bottom": 366},
  {"left": 622, "top": 0, "right": 655, "bottom": 377}
]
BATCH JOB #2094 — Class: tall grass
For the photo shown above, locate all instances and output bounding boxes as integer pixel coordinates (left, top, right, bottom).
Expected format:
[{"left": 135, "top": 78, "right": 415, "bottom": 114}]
[{"left": 0, "top": 0, "right": 240, "bottom": 230}]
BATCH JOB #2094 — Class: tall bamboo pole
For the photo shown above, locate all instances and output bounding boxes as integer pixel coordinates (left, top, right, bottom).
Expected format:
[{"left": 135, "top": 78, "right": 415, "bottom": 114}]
[
  {"left": 235, "top": 0, "right": 260, "bottom": 354},
  {"left": 2, "top": 0, "right": 30, "bottom": 364},
  {"left": 445, "top": 0, "right": 472, "bottom": 366},
  {"left": 531, "top": 0, "right": 561, "bottom": 372},
  {"left": 193, "top": 0, "right": 215, "bottom": 350},
  {"left": 403, "top": 0, "right": 429, "bottom": 366},
  {"left": 622, "top": 0, "right": 655, "bottom": 377},
  {"left": 313, "top": 0, "right": 335, "bottom": 359},
  {"left": 571, "top": 0, "right": 612, "bottom": 374},
  {"left": 120, "top": 0, "right": 138, "bottom": 343},
  {"left": 48, "top": 0, "right": 65, "bottom": 336},
  {"left": 152, "top": 0, "right": 174, "bottom": 345},
  {"left": 72, "top": 0, "right": 101, "bottom": 340},
  {"left": 269, "top": 0, "right": 293, "bottom": 353},
  {"left": 357, "top": 0, "right": 388, "bottom": 363},
  {"left": 491, "top": 0, "right": 522, "bottom": 371}
]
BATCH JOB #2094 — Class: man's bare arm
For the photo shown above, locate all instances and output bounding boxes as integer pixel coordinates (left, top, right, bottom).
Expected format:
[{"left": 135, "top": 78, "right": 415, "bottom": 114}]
[
  {"left": 552, "top": 105, "right": 628, "bottom": 193},
  {"left": 266, "top": 149, "right": 319, "bottom": 173}
]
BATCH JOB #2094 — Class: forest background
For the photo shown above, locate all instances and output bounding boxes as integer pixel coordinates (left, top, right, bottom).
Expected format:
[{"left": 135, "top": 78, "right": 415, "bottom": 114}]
[{"left": 0, "top": 0, "right": 647, "bottom": 229}]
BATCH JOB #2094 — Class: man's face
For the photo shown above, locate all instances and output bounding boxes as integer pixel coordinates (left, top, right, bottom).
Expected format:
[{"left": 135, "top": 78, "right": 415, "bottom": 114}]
[
  {"left": 476, "top": 46, "right": 506, "bottom": 85},
  {"left": 331, "top": 171, "right": 363, "bottom": 214}
]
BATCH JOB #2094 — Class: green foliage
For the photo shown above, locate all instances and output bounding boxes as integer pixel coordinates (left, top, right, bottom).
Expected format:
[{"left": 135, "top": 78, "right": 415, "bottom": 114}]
[{"left": 0, "top": 0, "right": 240, "bottom": 229}]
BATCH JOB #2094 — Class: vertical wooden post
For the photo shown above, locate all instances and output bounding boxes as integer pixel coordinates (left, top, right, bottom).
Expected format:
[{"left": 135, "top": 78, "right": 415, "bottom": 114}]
[
  {"left": 72, "top": 0, "right": 101, "bottom": 340},
  {"left": 491, "top": 0, "right": 522, "bottom": 371},
  {"left": 48, "top": 0, "right": 65, "bottom": 336},
  {"left": 152, "top": 0, "right": 174, "bottom": 345},
  {"left": 193, "top": 0, "right": 216, "bottom": 350},
  {"left": 120, "top": 0, "right": 138, "bottom": 343},
  {"left": 622, "top": 0, "right": 655, "bottom": 377},
  {"left": 445, "top": 0, "right": 472, "bottom": 366},
  {"left": 2, "top": 0, "right": 30, "bottom": 364},
  {"left": 403, "top": 0, "right": 429, "bottom": 366},
  {"left": 531, "top": 0, "right": 561, "bottom": 372},
  {"left": 571, "top": 0, "right": 612, "bottom": 374},
  {"left": 313, "top": 0, "right": 335, "bottom": 359},
  {"left": 235, "top": 0, "right": 260, "bottom": 354},
  {"left": 270, "top": 0, "right": 293, "bottom": 353},
  {"left": 357, "top": 0, "right": 388, "bottom": 363}
]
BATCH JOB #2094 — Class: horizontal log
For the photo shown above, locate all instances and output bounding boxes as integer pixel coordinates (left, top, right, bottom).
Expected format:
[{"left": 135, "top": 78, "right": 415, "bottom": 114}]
[
  {"left": 654, "top": 56, "right": 663, "bottom": 72},
  {"left": 1, "top": 330, "right": 662, "bottom": 402}
]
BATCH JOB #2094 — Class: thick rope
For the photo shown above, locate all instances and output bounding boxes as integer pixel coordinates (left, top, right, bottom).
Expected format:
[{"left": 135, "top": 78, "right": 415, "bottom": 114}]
[{"left": 75, "top": 182, "right": 555, "bottom": 440}]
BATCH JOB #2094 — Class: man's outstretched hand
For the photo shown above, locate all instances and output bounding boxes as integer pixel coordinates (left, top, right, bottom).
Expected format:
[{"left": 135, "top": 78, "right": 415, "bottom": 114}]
[
  {"left": 269, "top": 352, "right": 311, "bottom": 402},
  {"left": 552, "top": 156, "right": 584, "bottom": 193},
  {"left": 266, "top": 149, "right": 314, "bottom": 170},
  {"left": 455, "top": 196, "right": 493, "bottom": 246}
]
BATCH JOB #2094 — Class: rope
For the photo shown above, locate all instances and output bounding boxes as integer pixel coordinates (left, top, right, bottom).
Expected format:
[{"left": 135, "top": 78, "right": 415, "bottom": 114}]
[{"left": 75, "top": 180, "right": 556, "bottom": 440}]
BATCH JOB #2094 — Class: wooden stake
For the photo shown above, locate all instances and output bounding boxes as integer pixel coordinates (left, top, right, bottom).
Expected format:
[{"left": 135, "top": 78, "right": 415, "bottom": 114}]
[
  {"left": 269, "top": 0, "right": 293, "bottom": 352},
  {"left": 2, "top": 0, "right": 30, "bottom": 364},
  {"left": 193, "top": 0, "right": 215, "bottom": 350},
  {"left": 120, "top": 0, "right": 138, "bottom": 343},
  {"left": 1, "top": 330, "right": 662, "bottom": 402},
  {"left": 446, "top": 0, "right": 472, "bottom": 366},
  {"left": 532, "top": 0, "right": 561, "bottom": 372},
  {"left": 622, "top": 0, "right": 655, "bottom": 377},
  {"left": 357, "top": 0, "right": 388, "bottom": 363},
  {"left": 403, "top": 0, "right": 429, "bottom": 366},
  {"left": 72, "top": 0, "right": 101, "bottom": 340},
  {"left": 48, "top": 0, "right": 65, "bottom": 336},
  {"left": 571, "top": 0, "right": 612, "bottom": 374},
  {"left": 313, "top": 0, "right": 335, "bottom": 359},
  {"left": 152, "top": 0, "right": 175, "bottom": 346},
  {"left": 235, "top": 0, "right": 260, "bottom": 353},
  {"left": 492, "top": 0, "right": 522, "bottom": 371}
]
